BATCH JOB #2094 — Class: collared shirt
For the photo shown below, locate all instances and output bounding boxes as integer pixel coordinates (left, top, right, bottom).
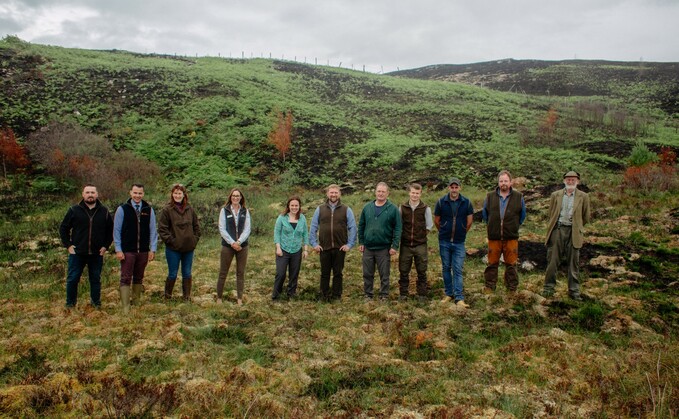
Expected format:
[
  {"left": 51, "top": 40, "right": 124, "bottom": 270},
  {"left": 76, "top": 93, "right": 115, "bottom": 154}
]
[
  {"left": 559, "top": 190, "right": 575, "bottom": 225},
  {"left": 219, "top": 205, "right": 251, "bottom": 245},
  {"left": 482, "top": 189, "right": 527, "bottom": 225},
  {"left": 113, "top": 203, "right": 158, "bottom": 252}
]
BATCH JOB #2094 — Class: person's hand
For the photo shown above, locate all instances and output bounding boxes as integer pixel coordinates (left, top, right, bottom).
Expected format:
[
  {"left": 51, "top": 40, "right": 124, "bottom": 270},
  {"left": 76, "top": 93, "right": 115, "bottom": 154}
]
[
  {"left": 68, "top": 245, "right": 76, "bottom": 255},
  {"left": 116, "top": 251, "right": 125, "bottom": 261},
  {"left": 340, "top": 245, "right": 350, "bottom": 252},
  {"left": 313, "top": 245, "right": 323, "bottom": 253},
  {"left": 302, "top": 249, "right": 308, "bottom": 259},
  {"left": 231, "top": 242, "right": 242, "bottom": 251},
  {"left": 276, "top": 248, "right": 283, "bottom": 257},
  {"left": 98, "top": 247, "right": 106, "bottom": 256},
  {"left": 148, "top": 251, "right": 155, "bottom": 262},
  {"left": 389, "top": 248, "right": 397, "bottom": 256},
  {"left": 359, "top": 245, "right": 365, "bottom": 253}
]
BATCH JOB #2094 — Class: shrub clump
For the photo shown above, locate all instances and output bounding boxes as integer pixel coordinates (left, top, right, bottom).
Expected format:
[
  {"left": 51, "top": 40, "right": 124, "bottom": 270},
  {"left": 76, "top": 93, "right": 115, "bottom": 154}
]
[{"left": 623, "top": 143, "right": 677, "bottom": 192}]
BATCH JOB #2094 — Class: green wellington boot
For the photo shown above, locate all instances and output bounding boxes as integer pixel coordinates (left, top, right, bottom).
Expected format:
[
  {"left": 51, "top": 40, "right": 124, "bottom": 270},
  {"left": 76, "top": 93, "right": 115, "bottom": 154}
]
[
  {"left": 120, "top": 286, "right": 131, "bottom": 314},
  {"left": 131, "top": 284, "right": 143, "bottom": 306}
]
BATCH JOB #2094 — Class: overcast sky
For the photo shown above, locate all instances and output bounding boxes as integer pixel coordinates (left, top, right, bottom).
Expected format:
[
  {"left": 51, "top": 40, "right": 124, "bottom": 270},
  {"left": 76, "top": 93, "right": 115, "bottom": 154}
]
[{"left": 2, "top": 0, "right": 678, "bottom": 73}]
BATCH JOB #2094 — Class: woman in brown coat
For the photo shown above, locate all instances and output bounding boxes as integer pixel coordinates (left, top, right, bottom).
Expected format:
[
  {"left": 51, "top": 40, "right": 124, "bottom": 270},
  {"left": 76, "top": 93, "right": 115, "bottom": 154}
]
[{"left": 158, "top": 184, "right": 201, "bottom": 301}]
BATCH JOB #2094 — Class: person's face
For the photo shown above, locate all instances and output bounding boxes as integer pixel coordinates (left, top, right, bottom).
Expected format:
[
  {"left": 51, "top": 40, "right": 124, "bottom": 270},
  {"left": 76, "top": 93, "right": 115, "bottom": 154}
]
[
  {"left": 448, "top": 183, "right": 460, "bottom": 199},
  {"left": 498, "top": 174, "right": 511, "bottom": 192},
  {"left": 230, "top": 191, "right": 242, "bottom": 205},
  {"left": 172, "top": 189, "right": 185, "bottom": 203},
  {"left": 130, "top": 186, "right": 144, "bottom": 203},
  {"left": 564, "top": 176, "right": 579, "bottom": 190},
  {"left": 327, "top": 187, "right": 340, "bottom": 203},
  {"left": 375, "top": 185, "right": 389, "bottom": 202},
  {"left": 82, "top": 186, "right": 98, "bottom": 203},
  {"left": 409, "top": 188, "right": 422, "bottom": 202},
  {"left": 288, "top": 199, "right": 300, "bottom": 215}
]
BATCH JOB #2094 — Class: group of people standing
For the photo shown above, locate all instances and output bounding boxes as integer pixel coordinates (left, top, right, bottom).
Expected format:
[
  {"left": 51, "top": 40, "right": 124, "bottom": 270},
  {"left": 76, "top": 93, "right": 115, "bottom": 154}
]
[
  {"left": 60, "top": 183, "right": 201, "bottom": 312},
  {"left": 58, "top": 170, "right": 590, "bottom": 311}
]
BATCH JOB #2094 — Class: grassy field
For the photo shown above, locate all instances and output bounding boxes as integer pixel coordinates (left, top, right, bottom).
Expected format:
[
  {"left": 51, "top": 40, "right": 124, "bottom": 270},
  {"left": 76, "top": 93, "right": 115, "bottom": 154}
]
[{"left": 1, "top": 182, "right": 677, "bottom": 417}]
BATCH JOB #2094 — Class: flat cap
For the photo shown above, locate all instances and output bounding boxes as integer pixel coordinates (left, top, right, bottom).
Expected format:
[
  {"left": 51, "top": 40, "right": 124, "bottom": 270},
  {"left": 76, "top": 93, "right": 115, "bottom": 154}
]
[
  {"left": 563, "top": 170, "right": 580, "bottom": 179},
  {"left": 448, "top": 177, "right": 461, "bottom": 186}
]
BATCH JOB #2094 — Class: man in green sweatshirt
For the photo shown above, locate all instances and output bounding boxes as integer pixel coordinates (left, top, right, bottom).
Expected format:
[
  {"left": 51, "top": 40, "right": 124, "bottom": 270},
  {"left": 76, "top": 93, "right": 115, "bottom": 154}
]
[{"left": 358, "top": 182, "right": 402, "bottom": 301}]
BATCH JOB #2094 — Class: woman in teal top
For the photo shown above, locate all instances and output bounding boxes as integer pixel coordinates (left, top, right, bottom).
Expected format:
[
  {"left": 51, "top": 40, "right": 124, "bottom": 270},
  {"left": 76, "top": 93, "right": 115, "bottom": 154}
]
[{"left": 272, "top": 196, "right": 309, "bottom": 300}]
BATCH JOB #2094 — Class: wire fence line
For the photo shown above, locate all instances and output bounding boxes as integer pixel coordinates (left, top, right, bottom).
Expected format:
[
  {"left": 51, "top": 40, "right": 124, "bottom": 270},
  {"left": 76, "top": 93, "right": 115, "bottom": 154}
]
[{"left": 163, "top": 51, "right": 399, "bottom": 74}]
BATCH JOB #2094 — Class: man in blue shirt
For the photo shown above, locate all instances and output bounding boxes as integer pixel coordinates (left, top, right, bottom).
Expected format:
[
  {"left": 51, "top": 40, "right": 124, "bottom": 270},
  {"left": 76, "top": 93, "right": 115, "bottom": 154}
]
[
  {"left": 114, "top": 184, "right": 158, "bottom": 313},
  {"left": 482, "top": 170, "right": 526, "bottom": 296},
  {"left": 309, "top": 184, "right": 357, "bottom": 301}
]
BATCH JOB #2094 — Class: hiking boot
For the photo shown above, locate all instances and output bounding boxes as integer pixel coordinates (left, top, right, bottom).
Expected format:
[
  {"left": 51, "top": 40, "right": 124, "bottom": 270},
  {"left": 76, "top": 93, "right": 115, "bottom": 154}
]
[
  {"left": 455, "top": 300, "right": 470, "bottom": 309},
  {"left": 482, "top": 287, "right": 494, "bottom": 295},
  {"left": 441, "top": 296, "right": 453, "bottom": 303}
]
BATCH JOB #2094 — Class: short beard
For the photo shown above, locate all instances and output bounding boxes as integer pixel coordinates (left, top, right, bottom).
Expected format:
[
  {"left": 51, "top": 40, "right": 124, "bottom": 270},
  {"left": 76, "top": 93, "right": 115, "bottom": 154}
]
[{"left": 564, "top": 182, "right": 577, "bottom": 192}]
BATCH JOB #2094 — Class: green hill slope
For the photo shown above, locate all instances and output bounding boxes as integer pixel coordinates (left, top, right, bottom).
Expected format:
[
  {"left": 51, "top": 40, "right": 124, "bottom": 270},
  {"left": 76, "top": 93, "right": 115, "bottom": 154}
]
[{"left": 2, "top": 36, "right": 678, "bottom": 190}]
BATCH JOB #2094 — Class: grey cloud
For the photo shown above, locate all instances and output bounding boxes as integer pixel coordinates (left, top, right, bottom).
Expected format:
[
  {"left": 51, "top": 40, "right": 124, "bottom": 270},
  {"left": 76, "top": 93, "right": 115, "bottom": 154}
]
[{"left": 2, "top": 0, "right": 678, "bottom": 70}]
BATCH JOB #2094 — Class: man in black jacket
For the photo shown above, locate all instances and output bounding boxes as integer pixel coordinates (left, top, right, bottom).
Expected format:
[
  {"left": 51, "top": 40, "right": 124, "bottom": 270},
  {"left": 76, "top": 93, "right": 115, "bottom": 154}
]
[{"left": 59, "top": 184, "right": 113, "bottom": 308}]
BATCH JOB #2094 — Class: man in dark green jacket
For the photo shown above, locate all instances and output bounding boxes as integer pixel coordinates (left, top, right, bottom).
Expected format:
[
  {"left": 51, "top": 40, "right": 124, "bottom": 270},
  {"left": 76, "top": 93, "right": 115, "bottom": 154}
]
[{"left": 358, "top": 182, "right": 402, "bottom": 300}]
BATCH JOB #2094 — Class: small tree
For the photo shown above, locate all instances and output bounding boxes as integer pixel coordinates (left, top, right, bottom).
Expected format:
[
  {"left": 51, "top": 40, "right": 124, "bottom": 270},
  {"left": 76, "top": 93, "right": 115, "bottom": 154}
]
[
  {"left": 537, "top": 107, "right": 558, "bottom": 143},
  {"left": 628, "top": 140, "right": 658, "bottom": 167},
  {"left": 0, "top": 126, "right": 30, "bottom": 178},
  {"left": 268, "top": 109, "right": 293, "bottom": 163}
]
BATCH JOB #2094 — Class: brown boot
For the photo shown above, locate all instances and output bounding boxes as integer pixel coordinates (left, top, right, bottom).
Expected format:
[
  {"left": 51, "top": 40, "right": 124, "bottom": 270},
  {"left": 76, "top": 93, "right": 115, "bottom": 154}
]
[
  {"left": 182, "top": 278, "right": 192, "bottom": 302},
  {"left": 164, "top": 278, "right": 176, "bottom": 300}
]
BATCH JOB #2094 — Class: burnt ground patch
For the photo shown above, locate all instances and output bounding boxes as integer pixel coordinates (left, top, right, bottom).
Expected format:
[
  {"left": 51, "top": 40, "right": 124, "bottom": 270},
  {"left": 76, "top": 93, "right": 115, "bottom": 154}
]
[
  {"left": 273, "top": 60, "right": 399, "bottom": 102},
  {"left": 46, "top": 67, "right": 195, "bottom": 122},
  {"left": 579, "top": 139, "right": 633, "bottom": 160},
  {"left": 290, "top": 123, "right": 365, "bottom": 184},
  {"left": 469, "top": 239, "right": 613, "bottom": 274}
]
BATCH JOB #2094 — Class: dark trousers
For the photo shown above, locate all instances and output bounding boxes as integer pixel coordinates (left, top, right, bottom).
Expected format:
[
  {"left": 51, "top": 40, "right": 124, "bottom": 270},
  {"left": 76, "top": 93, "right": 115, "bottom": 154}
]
[
  {"left": 363, "top": 248, "right": 391, "bottom": 298},
  {"left": 217, "top": 245, "right": 248, "bottom": 299},
  {"left": 544, "top": 225, "right": 581, "bottom": 296},
  {"left": 120, "top": 252, "right": 149, "bottom": 286},
  {"left": 398, "top": 244, "right": 428, "bottom": 296},
  {"left": 273, "top": 249, "right": 302, "bottom": 299},
  {"left": 66, "top": 253, "right": 103, "bottom": 307},
  {"left": 319, "top": 248, "right": 346, "bottom": 300}
]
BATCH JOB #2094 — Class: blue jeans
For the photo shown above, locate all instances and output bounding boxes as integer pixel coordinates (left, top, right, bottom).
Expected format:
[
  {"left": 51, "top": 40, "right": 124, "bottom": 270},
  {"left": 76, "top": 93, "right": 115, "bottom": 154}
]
[
  {"left": 66, "top": 253, "right": 103, "bottom": 307},
  {"left": 165, "top": 248, "right": 194, "bottom": 280},
  {"left": 439, "top": 240, "right": 466, "bottom": 301}
]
